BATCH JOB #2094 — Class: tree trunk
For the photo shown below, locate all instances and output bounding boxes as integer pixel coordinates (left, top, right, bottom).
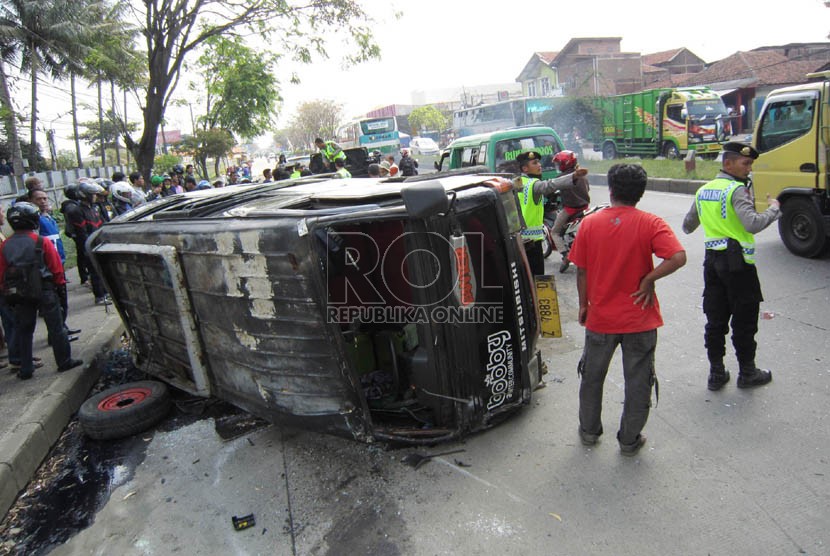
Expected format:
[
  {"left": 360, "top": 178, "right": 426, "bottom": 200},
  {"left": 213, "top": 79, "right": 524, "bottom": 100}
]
[
  {"left": 111, "top": 81, "right": 121, "bottom": 165},
  {"left": 135, "top": 89, "right": 164, "bottom": 180},
  {"left": 30, "top": 49, "right": 38, "bottom": 171},
  {"left": 71, "top": 73, "right": 83, "bottom": 168},
  {"left": 124, "top": 89, "right": 130, "bottom": 167},
  {"left": 0, "top": 59, "right": 25, "bottom": 176},
  {"left": 98, "top": 76, "right": 106, "bottom": 167}
]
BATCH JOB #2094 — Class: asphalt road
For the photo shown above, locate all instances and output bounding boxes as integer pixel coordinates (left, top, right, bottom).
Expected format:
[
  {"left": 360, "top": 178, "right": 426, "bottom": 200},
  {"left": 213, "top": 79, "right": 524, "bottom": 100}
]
[{"left": 45, "top": 186, "right": 830, "bottom": 555}]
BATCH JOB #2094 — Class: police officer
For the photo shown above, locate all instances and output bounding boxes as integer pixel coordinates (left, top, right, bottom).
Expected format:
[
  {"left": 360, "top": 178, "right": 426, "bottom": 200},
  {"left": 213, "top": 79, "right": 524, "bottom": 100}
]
[
  {"left": 314, "top": 137, "right": 347, "bottom": 171},
  {"left": 515, "top": 150, "right": 587, "bottom": 276},
  {"left": 683, "top": 142, "right": 780, "bottom": 391},
  {"left": 0, "top": 203, "right": 82, "bottom": 379}
]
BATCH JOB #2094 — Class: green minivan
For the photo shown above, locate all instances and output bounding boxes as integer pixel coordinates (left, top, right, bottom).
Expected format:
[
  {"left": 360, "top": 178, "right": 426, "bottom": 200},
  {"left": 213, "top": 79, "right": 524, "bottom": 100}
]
[{"left": 435, "top": 126, "right": 566, "bottom": 180}]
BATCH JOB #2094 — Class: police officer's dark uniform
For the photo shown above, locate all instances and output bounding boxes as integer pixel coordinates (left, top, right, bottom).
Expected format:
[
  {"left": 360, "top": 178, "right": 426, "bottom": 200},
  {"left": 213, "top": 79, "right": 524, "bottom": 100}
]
[
  {"left": 0, "top": 203, "right": 82, "bottom": 379},
  {"left": 683, "top": 142, "right": 781, "bottom": 390}
]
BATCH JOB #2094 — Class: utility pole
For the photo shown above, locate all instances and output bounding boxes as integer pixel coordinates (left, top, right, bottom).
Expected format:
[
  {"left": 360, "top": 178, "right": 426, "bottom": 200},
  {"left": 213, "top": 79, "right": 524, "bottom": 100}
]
[{"left": 46, "top": 129, "right": 57, "bottom": 171}]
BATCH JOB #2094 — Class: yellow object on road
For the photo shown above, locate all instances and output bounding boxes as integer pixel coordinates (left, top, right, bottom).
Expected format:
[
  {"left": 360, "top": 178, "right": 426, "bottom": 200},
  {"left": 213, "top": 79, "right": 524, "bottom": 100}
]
[{"left": 535, "top": 275, "right": 561, "bottom": 338}]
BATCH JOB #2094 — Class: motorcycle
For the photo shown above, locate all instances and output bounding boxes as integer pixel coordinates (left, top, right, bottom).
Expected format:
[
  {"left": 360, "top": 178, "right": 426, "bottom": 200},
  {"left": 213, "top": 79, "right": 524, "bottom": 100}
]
[{"left": 542, "top": 194, "right": 608, "bottom": 262}]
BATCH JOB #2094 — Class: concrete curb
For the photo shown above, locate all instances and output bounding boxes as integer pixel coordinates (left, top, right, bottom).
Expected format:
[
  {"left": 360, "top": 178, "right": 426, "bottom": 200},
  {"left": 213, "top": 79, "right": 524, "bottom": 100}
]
[
  {"left": 587, "top": 173, "right": 705, "bottom": 195},
  {"left": 0, "top": 322, "right": 125, "bottom": 519}
]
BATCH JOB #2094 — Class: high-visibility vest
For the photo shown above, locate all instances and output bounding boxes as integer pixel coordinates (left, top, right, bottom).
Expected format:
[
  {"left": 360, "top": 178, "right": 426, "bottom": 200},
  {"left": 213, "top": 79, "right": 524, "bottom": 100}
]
[
  {"left": 335, "top": 167, "right": 351, "bottom": 179},
  {"left": 290, "top": 170, "right": 301, "bottom": 179},
  {"left": 695, "top": 177, "right": 756, "bottom": 264},
  {"left": 519, "top": 176, "right": 544, "bottom": 242},
  {"left": 323, "top": 142, "right": 347, "bottom": 162}
]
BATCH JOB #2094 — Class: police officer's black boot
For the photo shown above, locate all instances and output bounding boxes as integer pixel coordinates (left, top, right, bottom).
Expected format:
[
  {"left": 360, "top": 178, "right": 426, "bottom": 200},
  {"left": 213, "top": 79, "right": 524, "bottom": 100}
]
[
  {"left": 737, "top": 363, "right": 772, "bottom": 389},
  {"left": 707, "top": 362, "right": 730, "bottom": 391}
]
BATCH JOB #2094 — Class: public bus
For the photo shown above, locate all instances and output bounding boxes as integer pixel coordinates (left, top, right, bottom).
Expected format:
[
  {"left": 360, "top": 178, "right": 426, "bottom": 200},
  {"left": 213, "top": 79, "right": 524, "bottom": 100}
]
[
  {"left": 336, "top": 116, "right": 401, "bottom": 154},
  {"left": 452, "top": 98, "right": 556, "bottom": 137}
]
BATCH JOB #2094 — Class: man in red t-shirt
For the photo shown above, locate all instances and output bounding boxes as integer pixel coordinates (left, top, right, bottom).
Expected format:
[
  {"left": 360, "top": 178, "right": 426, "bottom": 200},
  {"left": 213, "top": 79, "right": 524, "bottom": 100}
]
[{"left": 568, "top": 164, "right": 686, "bottom": 456}]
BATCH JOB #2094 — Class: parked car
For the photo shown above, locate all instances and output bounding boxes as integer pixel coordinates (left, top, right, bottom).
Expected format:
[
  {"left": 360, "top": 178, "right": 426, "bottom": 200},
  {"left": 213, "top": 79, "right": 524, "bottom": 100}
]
[
  {"left": 88, "top": 170, "right": 547, "bottom": 444},
  {"left": 410, "top": 137, "right": 440, "bottom": 156}
]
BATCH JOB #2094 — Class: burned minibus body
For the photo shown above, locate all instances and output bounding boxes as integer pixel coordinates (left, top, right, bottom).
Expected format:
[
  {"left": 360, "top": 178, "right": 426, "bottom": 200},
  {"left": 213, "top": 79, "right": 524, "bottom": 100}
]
[{"left": 88, "top": 174, "right": 543, "bottom": 444}]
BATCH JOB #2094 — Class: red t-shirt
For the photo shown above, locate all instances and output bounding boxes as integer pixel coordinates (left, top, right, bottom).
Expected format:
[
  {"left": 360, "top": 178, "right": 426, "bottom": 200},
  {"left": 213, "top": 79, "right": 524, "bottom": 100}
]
[
  {"left": 0, "top": 230, "right": 66, "bottom": 287},
  {"left": 568, "top": 206, "right": 683, "bottom": 334}
]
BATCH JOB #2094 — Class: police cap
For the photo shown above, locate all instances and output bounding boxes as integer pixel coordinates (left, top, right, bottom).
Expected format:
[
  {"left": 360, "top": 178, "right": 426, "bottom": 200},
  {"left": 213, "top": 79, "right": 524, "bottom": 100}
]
[
  {"left": 515, "top": 150, "right": 541, "bottom": 166},
  {"left": 722, "top": 142, "right": 758, "bottom": 160}
]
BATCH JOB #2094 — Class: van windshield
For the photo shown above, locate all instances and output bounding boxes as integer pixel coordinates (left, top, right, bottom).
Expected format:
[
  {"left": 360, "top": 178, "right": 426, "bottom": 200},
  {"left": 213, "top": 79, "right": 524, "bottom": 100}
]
[{"left": 494, "top": 135, "right": 561, "bottom": 174}]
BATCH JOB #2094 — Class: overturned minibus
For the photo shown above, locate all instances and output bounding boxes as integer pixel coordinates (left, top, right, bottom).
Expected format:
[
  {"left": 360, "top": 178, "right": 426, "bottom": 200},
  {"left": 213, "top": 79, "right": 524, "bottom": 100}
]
[{"left": 87, "top": 172, "right": 545, "bottom": 444}]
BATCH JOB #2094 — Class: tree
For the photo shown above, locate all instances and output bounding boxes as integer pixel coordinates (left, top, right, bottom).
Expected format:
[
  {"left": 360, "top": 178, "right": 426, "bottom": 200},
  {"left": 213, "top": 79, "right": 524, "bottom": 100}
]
[
  {"left": 0, "top": 0, "right": 92, "bottom": 171},
  {"left": 180, "top": 128, "right": 235, "bottom": 179},
  {"left": 79, "top": 110, "right": 138, "bottom": 155},
  {"left": 408, "top": 105, "right": 448, "bottom": 137},
  {"left": 79, "top": 1, "right": 143, "bottom": 168},
  {"left": 122, "top": 0, "right": 379, "bottom": 180},
  {"left": 54, "top": 148, "right": 77, "bottom": 170},
  {"left": 193, "top": 35, "right": 280, "bottom": 141},
  {"left": 287, "top": 99, "right": 343, "bottom": 151}
]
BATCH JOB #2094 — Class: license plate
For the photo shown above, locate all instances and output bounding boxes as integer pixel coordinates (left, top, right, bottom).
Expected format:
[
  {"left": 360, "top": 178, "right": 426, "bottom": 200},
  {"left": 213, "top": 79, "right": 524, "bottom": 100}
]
[{"left": 534, "top": 275, "right": 561, "bottom": 338}]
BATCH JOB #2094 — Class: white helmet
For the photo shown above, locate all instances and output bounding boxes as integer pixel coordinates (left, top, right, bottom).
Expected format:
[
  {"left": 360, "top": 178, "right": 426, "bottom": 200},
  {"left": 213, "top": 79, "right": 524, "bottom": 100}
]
[{"left": 111, "top": 181, "right": 135, "bottom": 204}]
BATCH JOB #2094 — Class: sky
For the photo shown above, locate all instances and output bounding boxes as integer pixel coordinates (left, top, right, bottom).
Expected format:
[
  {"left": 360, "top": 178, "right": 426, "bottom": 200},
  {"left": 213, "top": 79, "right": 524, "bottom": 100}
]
[{"left": 13, "top": 0, "right": 830, "bottom": 157}]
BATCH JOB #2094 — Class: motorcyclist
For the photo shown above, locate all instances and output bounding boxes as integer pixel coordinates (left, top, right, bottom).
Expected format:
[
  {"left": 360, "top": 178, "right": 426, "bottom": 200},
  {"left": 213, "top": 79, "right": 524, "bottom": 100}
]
[
  {"left": 549, "top": 150, "right": 591, "bottom": 272},
  {"left": 515, "top": 150, "right": 588, "bottom": 277}
]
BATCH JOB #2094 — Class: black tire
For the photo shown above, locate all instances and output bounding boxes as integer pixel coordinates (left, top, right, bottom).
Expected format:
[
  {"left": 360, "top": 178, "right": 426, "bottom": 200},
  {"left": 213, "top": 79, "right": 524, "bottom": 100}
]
[
  {"left": 663, "top": 142, "right": 680, "bottom": 159},
  {"left": 79, "top": 380, "right": 171, "bottom": 440},
  {"left": 778, "top": 197, "right": 827, "bottom": 258},
  {"left": 602, "top": 142, "right": 617, "bottom": 160}
]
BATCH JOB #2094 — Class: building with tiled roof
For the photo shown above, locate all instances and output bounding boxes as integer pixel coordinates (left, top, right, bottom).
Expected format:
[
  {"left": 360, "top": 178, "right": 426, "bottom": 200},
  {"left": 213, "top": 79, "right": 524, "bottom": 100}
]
[
  {"left": 515, "top": 51, "right": 562, "bottom": 98},
  {"left": 642, "top": 48, "right": 706, "bottom": 85},
  {"left": 550, "top": 37, "right": 642, "bottom": 96}
]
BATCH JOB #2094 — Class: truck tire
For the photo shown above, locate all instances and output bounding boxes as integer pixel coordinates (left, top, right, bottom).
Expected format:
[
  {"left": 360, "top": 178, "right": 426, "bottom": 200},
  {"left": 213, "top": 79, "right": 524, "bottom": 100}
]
[
  {"left": 79, "top": 380, "right": 171, "bottom": 440},
  {"left": 602, "top": 142, "right": 617, "bottom": 160},
  {"left": 779, "top": 197, "right": 827, "bottom": 258},
  {"left": 662, "top": 142, "right": 680, "bottom": 159}
]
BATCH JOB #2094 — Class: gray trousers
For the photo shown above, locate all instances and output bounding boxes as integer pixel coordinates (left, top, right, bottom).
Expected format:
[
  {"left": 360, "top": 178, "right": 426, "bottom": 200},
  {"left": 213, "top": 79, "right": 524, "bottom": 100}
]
[{"left": 579, "top": 329, "right": 657, "bottom": 446}]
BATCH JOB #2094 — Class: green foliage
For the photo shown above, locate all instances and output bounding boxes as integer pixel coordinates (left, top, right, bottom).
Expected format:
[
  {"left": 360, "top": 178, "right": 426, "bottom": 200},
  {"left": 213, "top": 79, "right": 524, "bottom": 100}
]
[
  {"left": 79, "top": 110, "right": 138, "bottom": 154},
  {"left": 408, "top": 106, "right": 447, "bottom": 137},
  {"left": 55, "top": 149, "right": 78, "bottom": 170},
  {"left": 153, "top": 153, "right": 181, "bottom": 175},
  {"left": 539, "top": 97, "right": 603, "bottom": 141},
  {"left": 179, "top": 128, "right": 235, "bottom": 178},
  {"left": 585, "top": 158, "right": 722, "bottom": 181},
  {"left": 193, "top": 35, "right": 280, "bottom": 141},
  {"left": 127, "top": 0, "right": 380, "bottom": 177}
]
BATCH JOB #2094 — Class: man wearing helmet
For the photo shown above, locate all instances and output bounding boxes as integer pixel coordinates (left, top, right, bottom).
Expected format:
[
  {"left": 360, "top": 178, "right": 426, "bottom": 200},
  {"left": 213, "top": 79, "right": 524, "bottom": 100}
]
[
  {"left": 111, "top": 181, "right": 137, "bottom": 215},
  {"left": 60, "top": 184, "right": 88, "bottom": 285},
  {"left": 71, "top": 182, "right": 110, "bottom": 305},
  {"left": 0, "top": 202, "right": 83, "bottom": 379},
  {"left": 550, "top": 150, "right": 591, "bottom": 273},
  {"left": 398, "top": 149, "right": 418, "bottom": 177},
  {"left": 515, "top": 150, "right": 588, "bottom": 276}
]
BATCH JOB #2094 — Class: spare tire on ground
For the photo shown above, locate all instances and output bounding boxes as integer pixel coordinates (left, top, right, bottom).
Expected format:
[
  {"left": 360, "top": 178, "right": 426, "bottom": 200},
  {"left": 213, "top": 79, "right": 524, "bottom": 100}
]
[{"left": 79, "top": 380, "right": 171, "bottom": 440}]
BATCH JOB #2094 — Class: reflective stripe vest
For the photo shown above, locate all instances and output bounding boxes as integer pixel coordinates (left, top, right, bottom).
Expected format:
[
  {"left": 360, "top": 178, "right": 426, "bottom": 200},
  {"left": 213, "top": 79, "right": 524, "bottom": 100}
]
[
  {"left": 323, "top": 142, "right": 347, "bottom": 162},
  {"left": 519, "top": 176, "right": 545, "bottom": 242},
  {"left": 695, "top": 177, "right": 756, "bottom": 264},
  {"left": 290, "top": 170, "right": 301, "bottom": 179},
  {"left": 335, "top": 167, "right": 351, "bottom": 179}
]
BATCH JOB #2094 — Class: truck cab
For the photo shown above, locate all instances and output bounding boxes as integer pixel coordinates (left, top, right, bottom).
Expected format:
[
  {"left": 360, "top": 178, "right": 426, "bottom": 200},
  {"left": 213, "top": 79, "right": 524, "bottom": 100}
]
[{"left": 751, "top": 72, "right": 830, "bottom": 257}]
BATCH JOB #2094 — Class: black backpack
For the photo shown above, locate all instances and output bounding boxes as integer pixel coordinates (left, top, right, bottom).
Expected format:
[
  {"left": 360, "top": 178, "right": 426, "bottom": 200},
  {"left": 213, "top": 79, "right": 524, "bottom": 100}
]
[{"left": 3, "top": 236, "right": 44, "bottom": 305}]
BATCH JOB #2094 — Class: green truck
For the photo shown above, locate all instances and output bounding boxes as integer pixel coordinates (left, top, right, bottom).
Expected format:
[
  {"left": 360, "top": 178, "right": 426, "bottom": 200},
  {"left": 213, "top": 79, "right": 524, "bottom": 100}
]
[{"left": 594, "top": 87, "right": 734, "bottom": 160}]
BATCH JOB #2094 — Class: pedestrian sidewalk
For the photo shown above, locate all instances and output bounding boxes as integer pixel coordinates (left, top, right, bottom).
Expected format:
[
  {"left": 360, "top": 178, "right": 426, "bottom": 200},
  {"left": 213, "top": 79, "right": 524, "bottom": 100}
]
[{"left": 0, "top": 267, "right": 124, "bottom": 519}]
